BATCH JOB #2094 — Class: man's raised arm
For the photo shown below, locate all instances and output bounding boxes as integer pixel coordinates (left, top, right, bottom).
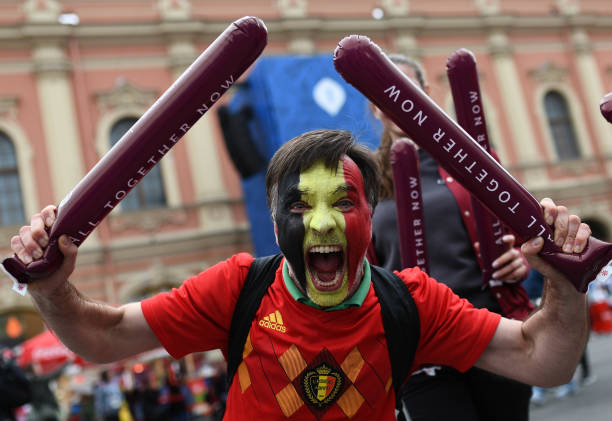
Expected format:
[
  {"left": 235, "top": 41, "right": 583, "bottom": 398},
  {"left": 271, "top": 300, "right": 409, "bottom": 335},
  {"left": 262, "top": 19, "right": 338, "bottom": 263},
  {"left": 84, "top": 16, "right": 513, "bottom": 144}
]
[
  {"left": 9, "top": 205, "right": 161, "bottom": 363},
  {"left": 475, "top": 198, "right": 590, "bottom": 387}
]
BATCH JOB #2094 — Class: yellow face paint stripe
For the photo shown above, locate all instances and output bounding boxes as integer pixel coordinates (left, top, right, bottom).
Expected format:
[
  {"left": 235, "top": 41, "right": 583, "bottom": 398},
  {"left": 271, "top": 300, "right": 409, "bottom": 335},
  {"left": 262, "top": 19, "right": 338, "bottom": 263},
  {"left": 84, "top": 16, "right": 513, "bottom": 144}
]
[
  {"left": 299, "top": 160, "right": 347, "bottom": 236},
  {"left": 298, "top": 159, "right": 350, "bottom": 307}
]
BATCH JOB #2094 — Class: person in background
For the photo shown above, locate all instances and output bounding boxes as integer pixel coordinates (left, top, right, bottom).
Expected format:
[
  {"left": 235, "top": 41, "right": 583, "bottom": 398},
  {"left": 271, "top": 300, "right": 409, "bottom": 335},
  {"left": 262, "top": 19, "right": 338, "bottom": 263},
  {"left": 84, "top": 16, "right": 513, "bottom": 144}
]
[
  {"left": 157, "top": 371, "right": 191, "bottom": 421},
  {"left": 25, "top": 363, "right": 65, "bottom": 421},
  {"left": 0, "top": 348, "right": 31, "bottom": 421},
  {"left": 93, "top": 371, "right": 123, "bottom": 421},
  {"left": 369, "top": 53, "right": 534, "bottom": 421},
  {"left": 125, "top": 376, "right": 160, "bottom": 421}
]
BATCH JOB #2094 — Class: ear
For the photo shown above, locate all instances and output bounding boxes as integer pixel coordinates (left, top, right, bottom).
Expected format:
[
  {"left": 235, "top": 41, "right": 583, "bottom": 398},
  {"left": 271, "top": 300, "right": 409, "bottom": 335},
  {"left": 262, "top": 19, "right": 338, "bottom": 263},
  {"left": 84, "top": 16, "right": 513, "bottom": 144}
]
[{"left": 273, "top": 221, "right": 279, "bottom": 246}]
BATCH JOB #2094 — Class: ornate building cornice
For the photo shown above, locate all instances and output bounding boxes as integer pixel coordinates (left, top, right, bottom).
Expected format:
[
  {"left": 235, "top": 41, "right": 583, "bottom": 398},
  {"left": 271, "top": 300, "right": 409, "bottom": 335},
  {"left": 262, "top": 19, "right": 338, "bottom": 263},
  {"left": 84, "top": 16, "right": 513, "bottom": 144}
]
[
  {"left": 95, "top": 78, "right": 158, "bottom": 114},
  {"left": 158, "top": 0, "right": 191, "bottom": 21},
  {"left": 23, "top": 0, "right": 60, "bottom": 23},
  {"left": 0, "top": 96, "right": 19, "bottom": 121},
  {"left": 529, "top": 61, "right": 569, "bottom": 84},
  {"left": 2, "top": 13, "right": 612, "bottom": 48},
  {"left": 474, "top": 0, "right": 500, "bottom": 16},
  {"left": 277, "top": 0, "right": 308, "bottom": 19},
  {"left": 381, "top": 0, "right": 410, "bottom": 17}
]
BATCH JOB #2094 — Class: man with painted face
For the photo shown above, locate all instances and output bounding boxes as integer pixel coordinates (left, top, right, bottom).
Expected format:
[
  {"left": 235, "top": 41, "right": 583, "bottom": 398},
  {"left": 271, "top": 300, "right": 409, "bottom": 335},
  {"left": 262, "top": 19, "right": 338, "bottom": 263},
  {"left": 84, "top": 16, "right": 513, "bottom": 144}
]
[{"left": 10, "top": 129, "right": 591, "bottom": 420}]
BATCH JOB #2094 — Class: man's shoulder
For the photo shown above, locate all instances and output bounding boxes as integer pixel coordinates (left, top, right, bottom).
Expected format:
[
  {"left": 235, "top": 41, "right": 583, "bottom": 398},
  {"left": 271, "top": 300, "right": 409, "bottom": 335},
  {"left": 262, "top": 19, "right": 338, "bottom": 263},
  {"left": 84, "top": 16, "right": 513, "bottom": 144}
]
[
  {"left": 199, "top": 252, "right": 256, "bottom": 281},
  {"left": 393, "top": 266, "right": 431, "bottom": 289},
  {"left": 392, "top": 266, "right": 455, "bottom": 309}
]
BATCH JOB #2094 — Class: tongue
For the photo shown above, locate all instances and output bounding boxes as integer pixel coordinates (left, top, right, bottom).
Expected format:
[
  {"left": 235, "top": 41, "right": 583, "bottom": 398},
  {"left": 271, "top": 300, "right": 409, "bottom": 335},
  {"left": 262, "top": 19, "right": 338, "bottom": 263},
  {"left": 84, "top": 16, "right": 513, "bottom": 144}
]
[{"left": 310, "top": 252, "right": 341, "bottom": 273}]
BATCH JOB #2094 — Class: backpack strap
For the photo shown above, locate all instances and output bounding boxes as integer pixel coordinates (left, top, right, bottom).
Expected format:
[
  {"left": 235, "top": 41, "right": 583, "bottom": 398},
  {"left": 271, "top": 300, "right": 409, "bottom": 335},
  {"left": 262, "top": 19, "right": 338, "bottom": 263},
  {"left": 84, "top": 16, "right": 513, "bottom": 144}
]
[
  {"left": 226, "top": 253, "right": 283, "bottom": 389},
  {"left": 370, "top": 265, "right": 420, "bottom": 405}
]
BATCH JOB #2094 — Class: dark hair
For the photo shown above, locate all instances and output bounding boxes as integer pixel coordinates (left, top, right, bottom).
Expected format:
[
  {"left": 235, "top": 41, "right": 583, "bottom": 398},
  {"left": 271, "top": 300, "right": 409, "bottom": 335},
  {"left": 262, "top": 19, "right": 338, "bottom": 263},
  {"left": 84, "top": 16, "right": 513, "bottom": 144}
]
[
  {"left": 376, "top": 54, "right": 427, "bottom": 200},
  {"left": 265, "top": 129, "right": 380, "bottom": 215}
]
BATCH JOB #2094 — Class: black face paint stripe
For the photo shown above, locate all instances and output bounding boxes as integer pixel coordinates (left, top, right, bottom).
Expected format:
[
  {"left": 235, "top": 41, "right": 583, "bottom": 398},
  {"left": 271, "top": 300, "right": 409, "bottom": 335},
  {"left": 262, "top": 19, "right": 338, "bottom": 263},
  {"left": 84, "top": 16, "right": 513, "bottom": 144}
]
[{"left": 276, "top": 171, "right": 307, "bottom": 288}]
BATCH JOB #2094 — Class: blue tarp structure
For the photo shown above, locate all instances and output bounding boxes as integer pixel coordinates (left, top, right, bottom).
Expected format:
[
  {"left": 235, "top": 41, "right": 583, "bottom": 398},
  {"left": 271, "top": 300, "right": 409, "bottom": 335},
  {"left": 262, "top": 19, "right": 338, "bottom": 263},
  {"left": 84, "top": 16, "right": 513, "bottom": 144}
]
[{"left": 222, "top": 54, "right": 382, "bottom": 256}]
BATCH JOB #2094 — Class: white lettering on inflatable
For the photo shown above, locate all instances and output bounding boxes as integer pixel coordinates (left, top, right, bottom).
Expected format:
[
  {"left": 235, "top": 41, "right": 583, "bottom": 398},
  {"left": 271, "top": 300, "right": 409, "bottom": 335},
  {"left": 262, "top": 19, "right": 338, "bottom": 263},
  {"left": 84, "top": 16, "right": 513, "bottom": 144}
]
[
  {"left": 433, "top": 128, "right": 445, "bottom": 143},
  {"left": 384, "top": 85, "right": 401, "bottom": 102},
  {"left": 401, "top": 99, "right": 414, "bottom": 113}
]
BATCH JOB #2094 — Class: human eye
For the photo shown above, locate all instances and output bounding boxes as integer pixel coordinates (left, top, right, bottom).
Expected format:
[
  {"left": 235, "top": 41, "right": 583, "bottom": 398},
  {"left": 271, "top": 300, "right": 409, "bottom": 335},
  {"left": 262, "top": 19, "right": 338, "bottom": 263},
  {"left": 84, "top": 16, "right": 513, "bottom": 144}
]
[
  {"left": 290, "top": 201, "right": 310, "bottom": 213},
  {"left": 335, "top": 198, "right": 354, "bottom": 211}
]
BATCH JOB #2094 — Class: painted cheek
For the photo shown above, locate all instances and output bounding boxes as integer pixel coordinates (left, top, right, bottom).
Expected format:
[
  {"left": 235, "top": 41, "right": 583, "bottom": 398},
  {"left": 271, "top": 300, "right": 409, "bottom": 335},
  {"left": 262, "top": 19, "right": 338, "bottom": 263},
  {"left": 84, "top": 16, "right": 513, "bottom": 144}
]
[
  {"left": 341, "top": 158, "right": 372, "bottom": 290},
  {"left": 275, "top": 174, "right": 307, "bottom": 287}
]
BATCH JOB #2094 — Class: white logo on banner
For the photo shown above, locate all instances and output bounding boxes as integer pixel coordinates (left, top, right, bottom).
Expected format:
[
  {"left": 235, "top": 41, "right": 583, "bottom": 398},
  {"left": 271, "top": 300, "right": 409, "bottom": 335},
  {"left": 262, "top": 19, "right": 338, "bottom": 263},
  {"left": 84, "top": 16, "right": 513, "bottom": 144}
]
[{"left": 313, "top": 77, "right": 346, "bottom": 116}]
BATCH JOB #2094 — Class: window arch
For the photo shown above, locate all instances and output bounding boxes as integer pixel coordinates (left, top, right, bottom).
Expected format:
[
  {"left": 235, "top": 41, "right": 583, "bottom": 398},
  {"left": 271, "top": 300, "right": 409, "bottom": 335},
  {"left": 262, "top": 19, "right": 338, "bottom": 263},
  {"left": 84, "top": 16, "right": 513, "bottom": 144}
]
[
  {"left": 0, "top": 132, "right": 25, "bottom": 225},
  {"left": 544, "top": 90, "right": 581, "bottom": 160},
  {"left": 110, "top": 117, "right": 167, "bottom": 211}
]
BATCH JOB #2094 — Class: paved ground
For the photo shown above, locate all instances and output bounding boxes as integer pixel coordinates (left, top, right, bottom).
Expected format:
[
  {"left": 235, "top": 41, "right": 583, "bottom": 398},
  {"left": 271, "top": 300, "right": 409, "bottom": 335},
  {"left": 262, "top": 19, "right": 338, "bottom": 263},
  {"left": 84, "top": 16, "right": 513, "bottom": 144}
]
[{"left": 530, "top": 332, "right": 612, "bottom": 421}]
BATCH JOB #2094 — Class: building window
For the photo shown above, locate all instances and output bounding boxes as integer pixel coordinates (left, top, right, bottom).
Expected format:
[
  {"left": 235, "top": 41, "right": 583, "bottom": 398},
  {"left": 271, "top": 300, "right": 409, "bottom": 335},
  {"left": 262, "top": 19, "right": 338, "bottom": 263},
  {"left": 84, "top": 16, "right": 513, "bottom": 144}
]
[
  {"left": 0, "top": 132, "right": 25, "bottom": 225},
  {"left": 544, "top": 90, "right": 581, "bottom": 160},
  {"left": 110, "top": 118, "right": 167, "bottom": 211}
]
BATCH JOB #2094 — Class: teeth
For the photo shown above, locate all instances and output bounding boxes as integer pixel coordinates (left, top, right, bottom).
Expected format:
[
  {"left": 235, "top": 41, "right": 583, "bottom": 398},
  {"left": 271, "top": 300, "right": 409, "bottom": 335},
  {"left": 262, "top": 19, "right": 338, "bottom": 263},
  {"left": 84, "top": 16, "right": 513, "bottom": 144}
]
[{"left": 310, "top": 245, "right": 342, "bottom": 253}]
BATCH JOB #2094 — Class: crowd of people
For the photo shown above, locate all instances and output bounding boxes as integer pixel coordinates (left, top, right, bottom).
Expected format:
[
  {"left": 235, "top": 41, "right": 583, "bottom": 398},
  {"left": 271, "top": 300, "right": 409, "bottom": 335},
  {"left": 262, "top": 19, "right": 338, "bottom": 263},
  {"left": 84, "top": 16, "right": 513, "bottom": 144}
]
[
  {"left": 0, "top": 350, "right": 227, "bottom": 421},
  {"left": 2, "top": 44, "right": 610, "bottom": 421}
]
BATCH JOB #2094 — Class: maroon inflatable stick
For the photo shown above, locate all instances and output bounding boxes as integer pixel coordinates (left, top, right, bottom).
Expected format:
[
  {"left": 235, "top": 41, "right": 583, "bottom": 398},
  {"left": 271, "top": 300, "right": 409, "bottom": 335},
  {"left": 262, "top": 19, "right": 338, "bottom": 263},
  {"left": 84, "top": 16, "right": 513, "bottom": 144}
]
[
  {"left": 1, "top": 16, "right": 268, "bottom": 284},
  {"left": 446, "top": 48, "right": 507, "bottom": 285},
  {"left": 334, "top": 35, "right": 612, "bottom": 292},
  {"left": 390, "top": 139, "right": 429, "bottom": 273},
  {"left": 601, "top": 92, "right": 612, "bottom": 124}
]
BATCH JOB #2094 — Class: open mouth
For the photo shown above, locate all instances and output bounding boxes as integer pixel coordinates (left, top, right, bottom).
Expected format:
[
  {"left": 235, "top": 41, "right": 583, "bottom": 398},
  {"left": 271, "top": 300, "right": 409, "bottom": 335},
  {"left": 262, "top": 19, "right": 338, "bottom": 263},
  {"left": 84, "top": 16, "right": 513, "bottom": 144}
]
[{"left": 306, "top": 245, "right": 345, "bottom": 291}]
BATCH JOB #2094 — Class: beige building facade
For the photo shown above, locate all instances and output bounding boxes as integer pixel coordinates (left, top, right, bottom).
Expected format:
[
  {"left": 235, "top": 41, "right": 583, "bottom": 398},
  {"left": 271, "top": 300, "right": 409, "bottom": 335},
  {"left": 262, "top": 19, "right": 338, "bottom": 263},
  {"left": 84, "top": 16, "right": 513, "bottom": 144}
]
[{"left": 0, "top": 0, "right": 611, "bottom": 343}]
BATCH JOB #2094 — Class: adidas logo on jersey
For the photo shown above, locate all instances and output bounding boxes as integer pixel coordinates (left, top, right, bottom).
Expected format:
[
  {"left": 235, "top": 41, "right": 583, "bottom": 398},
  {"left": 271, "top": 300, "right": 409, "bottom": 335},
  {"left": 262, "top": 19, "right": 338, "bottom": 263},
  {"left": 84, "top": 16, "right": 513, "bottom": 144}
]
[{"left": 259, "top": 310, "right": 286, "bottom": 333}]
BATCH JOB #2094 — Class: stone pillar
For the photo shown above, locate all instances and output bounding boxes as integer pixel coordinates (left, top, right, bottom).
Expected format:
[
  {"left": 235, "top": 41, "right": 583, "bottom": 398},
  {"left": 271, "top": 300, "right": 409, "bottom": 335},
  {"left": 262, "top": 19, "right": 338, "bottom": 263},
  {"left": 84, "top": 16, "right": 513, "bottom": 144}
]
[
  {"left": 26, "top": 0, "right": 84, "bottom": 201},
  {"left": 571, "top": 29, "right": 612, "bottom": 162},
  {"left": 32, "top": 41, "right": 85, "bottom": 202},
  {"left": 488, "top": 31, "right": 540, "bottom": 166}
]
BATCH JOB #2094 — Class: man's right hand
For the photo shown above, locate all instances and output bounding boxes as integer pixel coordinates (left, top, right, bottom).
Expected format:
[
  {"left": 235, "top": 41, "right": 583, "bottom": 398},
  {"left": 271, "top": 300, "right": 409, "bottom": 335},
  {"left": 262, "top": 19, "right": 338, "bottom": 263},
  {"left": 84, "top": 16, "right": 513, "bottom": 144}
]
[{"left": 9, "top": 205, "right": 77, "bottom": 293}]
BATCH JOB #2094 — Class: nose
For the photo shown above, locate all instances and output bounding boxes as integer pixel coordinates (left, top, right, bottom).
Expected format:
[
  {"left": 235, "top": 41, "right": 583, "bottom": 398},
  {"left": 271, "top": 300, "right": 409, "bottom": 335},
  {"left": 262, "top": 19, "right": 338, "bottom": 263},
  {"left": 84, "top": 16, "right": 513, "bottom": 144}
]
[{"left": 309, "top": 207, "right": 336, "bottom": 235}]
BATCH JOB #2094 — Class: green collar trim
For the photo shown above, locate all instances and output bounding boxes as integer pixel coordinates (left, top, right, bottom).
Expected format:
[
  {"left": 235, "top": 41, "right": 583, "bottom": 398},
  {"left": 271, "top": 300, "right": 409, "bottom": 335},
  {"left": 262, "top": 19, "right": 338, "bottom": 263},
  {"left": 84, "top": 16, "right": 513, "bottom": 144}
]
[{"left": 282, "top": 258, "right": 371, "bottom": 311}]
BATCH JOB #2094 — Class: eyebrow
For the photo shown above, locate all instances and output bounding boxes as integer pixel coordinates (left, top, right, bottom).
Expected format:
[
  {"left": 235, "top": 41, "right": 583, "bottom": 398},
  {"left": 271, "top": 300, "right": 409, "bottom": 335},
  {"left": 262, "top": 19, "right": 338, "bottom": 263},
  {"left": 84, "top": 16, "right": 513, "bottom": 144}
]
[
  {"left": 335, "top": 184, "right": 356, "bottom": 195},
  {"left": 297, "top": 184, "right": 356, "bottom": 197}
]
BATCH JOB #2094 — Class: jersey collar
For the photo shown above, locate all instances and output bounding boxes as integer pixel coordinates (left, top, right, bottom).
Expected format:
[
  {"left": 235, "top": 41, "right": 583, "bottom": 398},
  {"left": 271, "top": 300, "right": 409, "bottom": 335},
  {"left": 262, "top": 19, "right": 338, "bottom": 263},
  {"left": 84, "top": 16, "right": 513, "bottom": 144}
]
[{"left": 283, "top": 258, "right": 371, "bottom": 311}]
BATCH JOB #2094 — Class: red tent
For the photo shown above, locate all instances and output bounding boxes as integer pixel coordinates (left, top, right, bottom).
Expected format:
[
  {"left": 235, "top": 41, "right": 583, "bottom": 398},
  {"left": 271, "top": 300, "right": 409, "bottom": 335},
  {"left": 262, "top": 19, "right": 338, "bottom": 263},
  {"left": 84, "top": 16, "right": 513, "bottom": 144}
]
[{"left": 16, "top": 329, "right": 86, "bottom": 374}]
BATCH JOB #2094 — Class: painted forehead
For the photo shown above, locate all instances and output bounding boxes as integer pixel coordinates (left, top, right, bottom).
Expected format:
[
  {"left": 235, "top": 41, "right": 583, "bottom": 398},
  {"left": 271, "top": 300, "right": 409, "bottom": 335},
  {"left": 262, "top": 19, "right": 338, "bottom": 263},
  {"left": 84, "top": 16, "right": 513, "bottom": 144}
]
[{"left": 298, "top": 156, "right": 365, "bottom": 196}]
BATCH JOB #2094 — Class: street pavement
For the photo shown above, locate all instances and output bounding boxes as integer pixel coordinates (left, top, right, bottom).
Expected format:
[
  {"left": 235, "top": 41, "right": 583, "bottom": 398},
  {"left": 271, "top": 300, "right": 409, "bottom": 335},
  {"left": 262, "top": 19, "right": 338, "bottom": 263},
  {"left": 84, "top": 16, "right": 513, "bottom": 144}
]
[{"left": 530, "top": 332, "right": 612, "bottom": 421}]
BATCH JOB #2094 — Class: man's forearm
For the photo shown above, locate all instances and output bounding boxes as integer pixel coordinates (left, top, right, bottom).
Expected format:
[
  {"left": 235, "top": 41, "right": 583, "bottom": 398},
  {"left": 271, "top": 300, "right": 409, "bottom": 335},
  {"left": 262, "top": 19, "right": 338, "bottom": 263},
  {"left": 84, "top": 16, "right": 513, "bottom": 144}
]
[
  {"left": 523, "top": 278, "right": 589, "bottom": 386},
  {"left": 30, "top": 281, "right": 128, "bottom": 363}
]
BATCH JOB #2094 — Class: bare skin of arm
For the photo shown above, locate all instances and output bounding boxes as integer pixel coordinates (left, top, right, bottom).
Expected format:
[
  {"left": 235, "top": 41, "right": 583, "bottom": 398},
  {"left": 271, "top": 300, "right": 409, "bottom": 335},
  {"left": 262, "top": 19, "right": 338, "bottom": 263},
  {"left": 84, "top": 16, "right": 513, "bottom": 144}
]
[
  {"left": 11, "top": 205, "right": 160, "bottom": 363},
  {"left": 475, "top": 198, "right": 591, "bottom": 387}
]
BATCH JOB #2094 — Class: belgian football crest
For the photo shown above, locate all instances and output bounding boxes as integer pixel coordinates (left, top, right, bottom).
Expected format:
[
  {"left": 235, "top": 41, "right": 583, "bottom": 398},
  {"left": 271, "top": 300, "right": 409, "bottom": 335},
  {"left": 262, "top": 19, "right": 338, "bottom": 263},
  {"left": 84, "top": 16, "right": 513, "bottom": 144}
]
[{"left": 293, "top": 348, "right": 349, "bottom": 418}]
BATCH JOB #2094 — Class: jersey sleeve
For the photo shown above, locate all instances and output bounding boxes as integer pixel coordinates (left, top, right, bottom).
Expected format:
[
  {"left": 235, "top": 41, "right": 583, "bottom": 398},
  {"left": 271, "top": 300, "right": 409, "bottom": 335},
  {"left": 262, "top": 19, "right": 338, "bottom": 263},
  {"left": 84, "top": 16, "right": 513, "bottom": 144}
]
[
  {"left": 141, "top": 252, "right": 255, "bottom": 359},
  {"left": 398, "top": 267, "right": 501, "bottom": 373}
]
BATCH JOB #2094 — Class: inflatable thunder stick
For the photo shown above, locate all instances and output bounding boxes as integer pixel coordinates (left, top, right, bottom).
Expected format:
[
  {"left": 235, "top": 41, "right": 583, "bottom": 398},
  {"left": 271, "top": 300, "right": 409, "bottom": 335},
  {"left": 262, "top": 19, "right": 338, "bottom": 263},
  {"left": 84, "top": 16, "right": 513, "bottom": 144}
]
[
  {"left": 1, "top": 16, "right": 268, "bottom": 285},
  {"left": 390, "top": 139, "right": 429, "bottom": 273},
  {"left": 601, "top": 92, "right": 612, "bottom": 124},
  {"left": 446, "top": 48, "right": 507, "bottom": 285},
  {"left": 334, "top": 35, "right": 612, "bottom": 292}
]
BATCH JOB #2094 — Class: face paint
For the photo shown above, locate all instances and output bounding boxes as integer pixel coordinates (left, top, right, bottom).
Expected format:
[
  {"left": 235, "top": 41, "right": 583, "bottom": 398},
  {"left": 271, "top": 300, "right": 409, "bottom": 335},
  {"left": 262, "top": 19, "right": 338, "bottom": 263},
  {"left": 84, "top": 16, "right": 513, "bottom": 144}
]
[{"left": 275, "top": 156, "right": 372, "bottom": 307}]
